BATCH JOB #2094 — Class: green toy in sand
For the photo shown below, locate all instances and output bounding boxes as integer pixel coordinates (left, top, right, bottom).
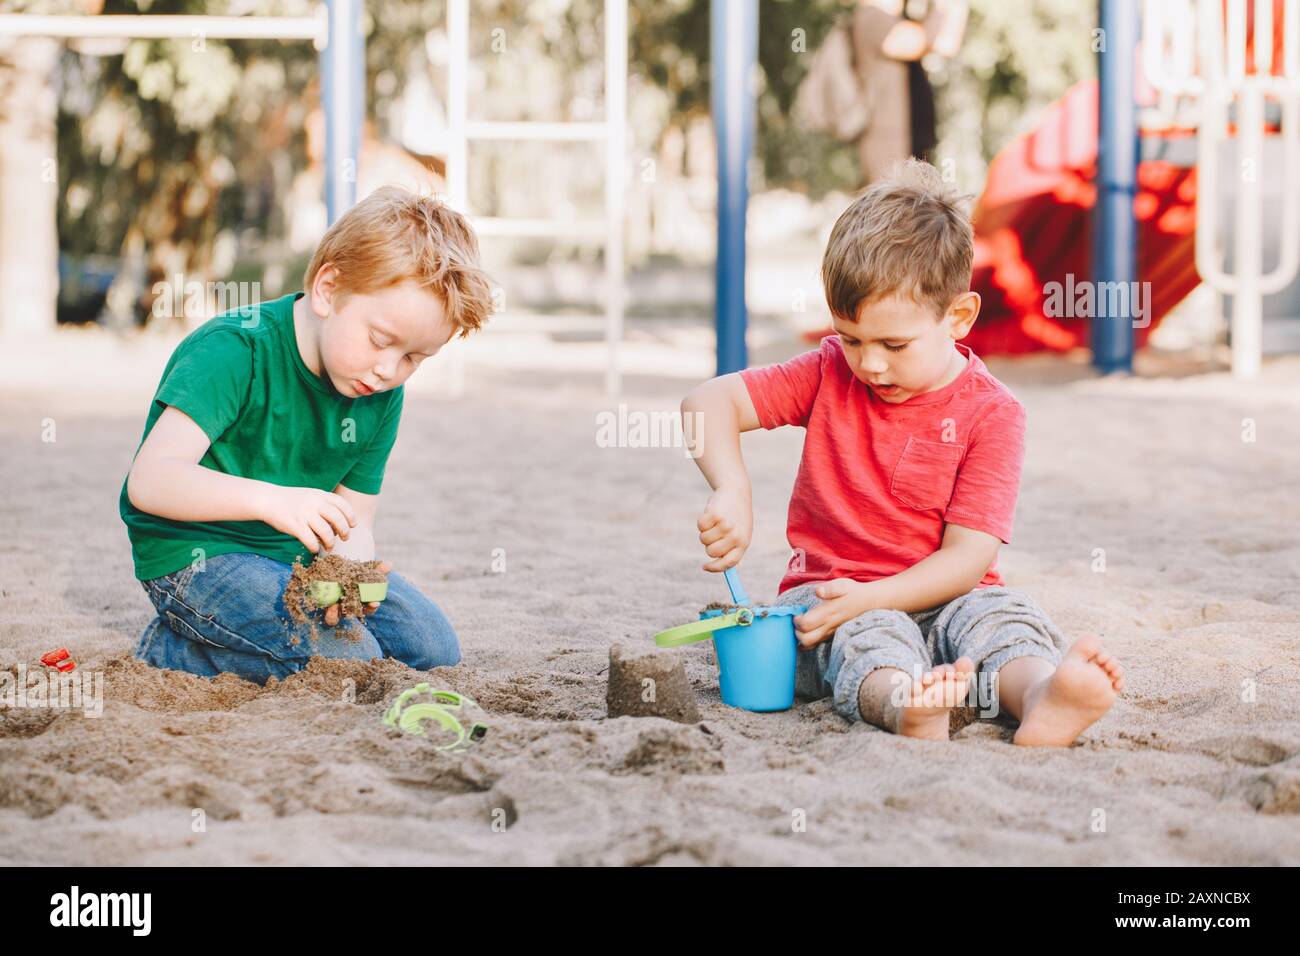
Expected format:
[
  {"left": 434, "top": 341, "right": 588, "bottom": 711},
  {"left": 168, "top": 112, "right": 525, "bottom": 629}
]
[{"left": 383, "top": 684, "right": 489, "bottom": 753}]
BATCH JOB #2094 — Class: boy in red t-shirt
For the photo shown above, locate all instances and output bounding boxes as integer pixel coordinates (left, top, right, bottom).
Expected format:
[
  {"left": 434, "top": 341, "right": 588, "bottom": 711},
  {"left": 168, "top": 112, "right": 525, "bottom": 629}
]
[{"left": 682, "top": 159, "right": 1124, "bottom": 746}]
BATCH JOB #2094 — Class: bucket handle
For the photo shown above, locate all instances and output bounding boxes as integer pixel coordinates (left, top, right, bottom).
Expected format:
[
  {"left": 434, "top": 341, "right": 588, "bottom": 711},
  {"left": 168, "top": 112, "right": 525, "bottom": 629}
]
[{"left": 654, "top": 607, "right": 754, "bottom": 647}]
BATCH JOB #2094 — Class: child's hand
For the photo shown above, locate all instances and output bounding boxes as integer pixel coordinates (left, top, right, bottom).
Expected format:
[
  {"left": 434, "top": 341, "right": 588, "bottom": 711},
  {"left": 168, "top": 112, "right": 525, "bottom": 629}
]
[
  {"left": 697, "top": 487, "right": 753, "bottom": 572},
  {"left": 794, "top": 579, "right": 870, "bottom": 648},
  {"left": 322, "top": 560, "right": 392, "bottom": 628},
  {"left": 260, "top": 485, "right": 357, "bottom": 554}
]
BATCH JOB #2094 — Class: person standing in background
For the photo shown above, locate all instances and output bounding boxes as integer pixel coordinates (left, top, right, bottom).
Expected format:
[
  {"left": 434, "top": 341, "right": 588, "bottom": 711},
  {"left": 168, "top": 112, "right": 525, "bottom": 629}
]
[{"left": 851, "top": 0, "right": 968, "bottom": 187}]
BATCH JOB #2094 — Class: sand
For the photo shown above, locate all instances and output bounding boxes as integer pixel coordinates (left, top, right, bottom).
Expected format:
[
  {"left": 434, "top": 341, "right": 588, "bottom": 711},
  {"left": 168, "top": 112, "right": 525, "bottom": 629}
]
[
  {"left": 1, "top": 329, "right": 1299, "bottom": 865},
  {"left": 283, "top": 553, "right": 387, "bottom": 644}
]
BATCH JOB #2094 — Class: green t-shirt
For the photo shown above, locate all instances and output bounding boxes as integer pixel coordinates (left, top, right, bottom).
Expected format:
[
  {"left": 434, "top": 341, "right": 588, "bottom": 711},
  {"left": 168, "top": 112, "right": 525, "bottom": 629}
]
[{"left": 120, "top": 291, "right": 404, "bottom": 580}]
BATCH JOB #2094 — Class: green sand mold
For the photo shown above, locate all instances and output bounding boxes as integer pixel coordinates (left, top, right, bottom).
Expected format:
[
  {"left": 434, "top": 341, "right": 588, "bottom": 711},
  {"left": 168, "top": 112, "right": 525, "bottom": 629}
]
[{"left": 310, "top": 580, "right": 389, "bottom": 607}]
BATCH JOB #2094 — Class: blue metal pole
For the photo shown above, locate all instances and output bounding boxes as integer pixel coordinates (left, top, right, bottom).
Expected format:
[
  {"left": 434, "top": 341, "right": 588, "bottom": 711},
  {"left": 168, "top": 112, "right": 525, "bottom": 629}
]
[
  {"left": 1092, "top": 0, "right": 1139, "bottom": 373},
  {"left": 324, "top": 0, "right": 364, "bottom": 224},
  {"left": 712, "top": 0, "right": 758, "bottom": 375}
]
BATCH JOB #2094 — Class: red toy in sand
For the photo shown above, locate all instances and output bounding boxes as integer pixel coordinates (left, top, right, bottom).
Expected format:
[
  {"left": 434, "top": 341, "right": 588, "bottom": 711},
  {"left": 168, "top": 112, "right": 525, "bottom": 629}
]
[{"left": 40, "top": 648, "right": 77, "bottom": 673}]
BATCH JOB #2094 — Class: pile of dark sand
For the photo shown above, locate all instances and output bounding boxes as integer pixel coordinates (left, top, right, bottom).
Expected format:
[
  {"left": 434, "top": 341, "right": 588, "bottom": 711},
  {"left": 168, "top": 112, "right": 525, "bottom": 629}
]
[
  {"left": 701, "top": 599, "right": 780, "bottom": 617},
  {"left": 283, "top": 555, "right": 388, "bottom": 643}
]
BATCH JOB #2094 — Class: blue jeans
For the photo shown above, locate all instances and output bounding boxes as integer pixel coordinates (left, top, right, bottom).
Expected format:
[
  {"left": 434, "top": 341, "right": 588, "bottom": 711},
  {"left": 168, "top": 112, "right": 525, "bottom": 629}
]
[{"left": 134, "top": 552, "right": 461, "bottom": 684}]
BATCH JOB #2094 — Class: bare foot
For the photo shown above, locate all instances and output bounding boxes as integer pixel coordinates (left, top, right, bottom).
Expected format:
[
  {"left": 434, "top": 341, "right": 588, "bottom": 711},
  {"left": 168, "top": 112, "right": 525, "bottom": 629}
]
[
  {"left": 1013, "top": 636, "right": 1124, "bottom": 747},
  {"left": 894, "top": 657, "right": 975, "bottom": 741}
]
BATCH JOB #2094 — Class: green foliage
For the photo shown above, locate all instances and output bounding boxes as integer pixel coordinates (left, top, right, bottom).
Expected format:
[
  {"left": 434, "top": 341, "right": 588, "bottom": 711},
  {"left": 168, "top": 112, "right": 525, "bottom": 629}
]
[
  {"left": 755, "top": 0, "right": 860, "bottom": 195},
  {"left": 929, "top": 0, "right": 1096, "bottom": 187},
  {"left": 626, "top": 0, "right": 1095, "bottom": 198},
  {"left": 54, "top": 0, "right": 440, "bottom": 273},
  {"left": 56, "top": 0, "right": 320, "bottom": 268},
  {"left": 47, "top": 0, "right": 1097, "bottom": 279}
]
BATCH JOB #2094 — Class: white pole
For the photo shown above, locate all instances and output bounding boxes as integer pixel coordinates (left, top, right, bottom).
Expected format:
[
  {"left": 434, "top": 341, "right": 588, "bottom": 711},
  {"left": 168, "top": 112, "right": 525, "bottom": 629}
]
[
  {"left": 447, "top": 0, "right": 469, "bottom": 215},
  {"left": 1231, "top": 80, "right": 1264, "bottom": 378},
  {"left": 0, "top": 10, "right": 332, "bottom": 335},
  {"left": 0, "top": 14, "right": 324, "bottom": 41},
  {"left": 1188, "top": 0, "right": 1300, "bottom": 378},
  {"left": 604, "top": 0, "right": 627, "bottom": 397},
  {"left": 323, "top": 0, "right": 363, "bottom": 225},
  {"left": 465, "top": 120, "right": 608, "bottom": 141},
  {"left": 1255, "top": 0, "right": 1274, "bottom": 74},
  {"left": 1227, "top": 0, "right": 1247, "bottom": 83},
  {"left": 444, "top": 0, "right": 470, "bottom": 399}
]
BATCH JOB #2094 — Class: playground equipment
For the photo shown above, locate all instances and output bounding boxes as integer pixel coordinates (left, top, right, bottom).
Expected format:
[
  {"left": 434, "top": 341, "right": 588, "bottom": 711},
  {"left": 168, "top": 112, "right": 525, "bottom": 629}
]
[
  {"left": 713, "top": 0, "right": 757, "bottom": 377},
  {"left": 1094, "top": 0, "right": 1141, "bottom": 373},
  {"left": 15, "top": 4, "right": 1293, "bottom": 380},
  {"left": 443, "top": 0, "right": 628, "bottom": 396},
  {"left": 734, "top": 1, "right": 1300, "bottom": 378},
  {"left": 1145, "top": 0, "right": 1300, "bottom": 378},
  {"left": 0, "top": 5, "right": 364, "bottom": 226},
  {"left": 0, "top": 2, "right": 632, "bottom": 396}
]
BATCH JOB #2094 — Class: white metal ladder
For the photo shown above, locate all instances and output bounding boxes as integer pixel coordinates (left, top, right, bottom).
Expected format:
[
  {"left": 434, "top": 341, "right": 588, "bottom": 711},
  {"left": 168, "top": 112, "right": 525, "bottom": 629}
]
[
  {"left": 1144, "top": 0, "right": 1300, "bottom": 378},
  {"left": 443, "top": 0, "right": 628, "bottom": 395}
]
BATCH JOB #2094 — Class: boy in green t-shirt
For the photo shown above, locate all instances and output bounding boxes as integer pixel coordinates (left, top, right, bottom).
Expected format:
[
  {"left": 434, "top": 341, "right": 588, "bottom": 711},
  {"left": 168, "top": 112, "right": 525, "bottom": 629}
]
[{"left": 121, "top": 186, "right": 494, "bottom": 684}]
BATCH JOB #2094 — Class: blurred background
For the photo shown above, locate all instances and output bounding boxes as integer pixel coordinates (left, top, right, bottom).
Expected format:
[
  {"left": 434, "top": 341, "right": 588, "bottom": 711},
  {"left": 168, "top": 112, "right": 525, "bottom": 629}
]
[
  {"left": 0, "top": 2, "right": 1103, "bottom": 358},
  {"left": 1, "top": 0, "right": 1292, "bottom": 387}
]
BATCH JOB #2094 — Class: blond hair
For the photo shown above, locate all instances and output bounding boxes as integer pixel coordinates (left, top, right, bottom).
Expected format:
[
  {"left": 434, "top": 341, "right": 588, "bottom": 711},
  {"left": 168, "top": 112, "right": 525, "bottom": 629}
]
[
  {"left": 303, "top": 186, "right": 494, "bottom": 338},
  {"left": 821, "top": 158, "right": 974, "bottom": 321}
]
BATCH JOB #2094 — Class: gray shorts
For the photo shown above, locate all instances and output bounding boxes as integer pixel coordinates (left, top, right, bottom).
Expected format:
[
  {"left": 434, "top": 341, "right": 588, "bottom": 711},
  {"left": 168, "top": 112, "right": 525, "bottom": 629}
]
[{"left": 776, "top": 583, "right": 1069, "bottom": 724}]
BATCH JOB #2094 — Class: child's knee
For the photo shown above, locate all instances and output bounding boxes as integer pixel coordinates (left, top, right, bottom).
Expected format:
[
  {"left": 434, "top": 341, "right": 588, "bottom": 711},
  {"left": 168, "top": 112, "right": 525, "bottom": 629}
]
[
  {"left": 372, "top": 590, "right": 461, "bottom": 670},
  {"left": 939, "top": 588, "right": 1067, "bottom": 665},
  {"left": 400, "top": 620, "right": 461, "bottom": 670},
  {"left": 824, "top": 615, "right": 928, "bottom": 723},
  {"left": 135, "top": 616, "right": 296, "bottom": 685},
  {"left": 371, "top": 580, "right": 462, "bottom": 671}
]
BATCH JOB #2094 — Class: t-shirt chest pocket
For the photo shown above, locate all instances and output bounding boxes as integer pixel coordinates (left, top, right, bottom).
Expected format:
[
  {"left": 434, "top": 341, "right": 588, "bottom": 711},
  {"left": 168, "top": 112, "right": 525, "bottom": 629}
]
[{"left": 889, "top": 436, "right": 966, "bottom": 511}]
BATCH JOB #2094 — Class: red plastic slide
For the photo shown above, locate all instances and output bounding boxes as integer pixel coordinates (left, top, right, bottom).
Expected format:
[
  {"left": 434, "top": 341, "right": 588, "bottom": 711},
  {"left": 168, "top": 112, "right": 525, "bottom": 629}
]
[{"left": 960, "top": 78, "right": 1200, "bottom": 355}]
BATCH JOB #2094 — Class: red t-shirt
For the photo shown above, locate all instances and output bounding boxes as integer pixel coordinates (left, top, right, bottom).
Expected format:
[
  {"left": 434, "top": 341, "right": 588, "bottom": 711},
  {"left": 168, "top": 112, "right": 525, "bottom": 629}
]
[{"left": 740, "top": 337, "right": 1026, "bottom": 596}]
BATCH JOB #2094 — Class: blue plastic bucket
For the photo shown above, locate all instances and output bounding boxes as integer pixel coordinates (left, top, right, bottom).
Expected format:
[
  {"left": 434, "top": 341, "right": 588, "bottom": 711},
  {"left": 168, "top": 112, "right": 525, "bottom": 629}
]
[{"left": 654, "top": 603, "right": 807, "bottom": 712}]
